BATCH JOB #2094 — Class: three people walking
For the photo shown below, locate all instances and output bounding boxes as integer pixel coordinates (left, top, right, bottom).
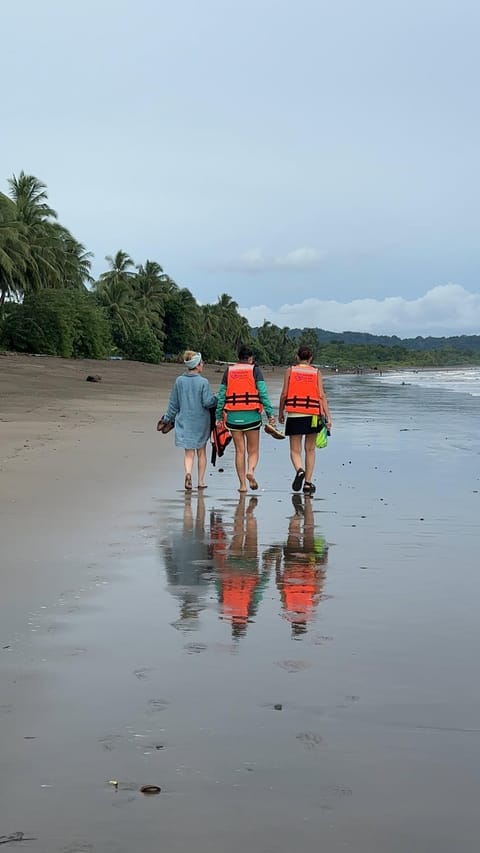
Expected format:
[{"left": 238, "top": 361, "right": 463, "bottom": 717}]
[{"left": 163, "top": 343, "right": 331, "bottom": 495}]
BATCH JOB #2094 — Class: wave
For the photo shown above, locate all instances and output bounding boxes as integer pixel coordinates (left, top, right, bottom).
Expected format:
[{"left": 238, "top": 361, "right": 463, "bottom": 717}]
[{"left": 377, "top": 367, "right": 480, "bottom": 397}]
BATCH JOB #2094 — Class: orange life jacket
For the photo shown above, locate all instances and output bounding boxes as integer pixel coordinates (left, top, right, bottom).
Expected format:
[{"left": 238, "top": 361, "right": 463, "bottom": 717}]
[
  {"left": 281, "top": 565, "right": 320, "bottom": 623},
  {"left": 221, "top": 572, "right": 258, "bottom": 627},
  {"left": 285, "top": 365, "right": 321, "bottom": 415},
  {"left": 225, "top": 363, "right": 262, "bottom": 412}
]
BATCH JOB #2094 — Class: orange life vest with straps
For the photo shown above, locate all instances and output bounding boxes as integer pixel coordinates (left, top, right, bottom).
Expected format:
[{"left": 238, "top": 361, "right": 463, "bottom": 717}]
[
  {"left": 285, "top": 365, "right": 321, "bottom": 415},
  {"left": 225, "top": 363, "right": 262, "bottom": 412}
]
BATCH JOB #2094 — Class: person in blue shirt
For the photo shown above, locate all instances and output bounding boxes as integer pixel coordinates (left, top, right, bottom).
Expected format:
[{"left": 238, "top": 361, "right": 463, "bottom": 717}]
[{"left": 163, "top": 350, "right": 217, "bottom": 490}]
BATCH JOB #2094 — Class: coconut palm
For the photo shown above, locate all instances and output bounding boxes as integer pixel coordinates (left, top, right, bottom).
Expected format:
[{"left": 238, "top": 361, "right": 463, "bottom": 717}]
[
  {"left": 134, "top": 260, "right": 167, "bottom": 314},
  {"left": 6, "top": 172, "right": 90, "bottom": 292},
  {"left": 0, "top": 193, "right": 29, "bottom": 306},
  {"left": 99, "top": 250, "right": 135, "bottom": 288},
  {"left": 94, "top": 277, "right": 136, "bottom": 338},
  {"left": 8, "top": 172, "right": 57, "bottom": 226}
]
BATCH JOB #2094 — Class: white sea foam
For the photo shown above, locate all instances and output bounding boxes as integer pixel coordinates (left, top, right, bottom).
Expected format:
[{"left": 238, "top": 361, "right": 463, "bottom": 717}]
[{"left": 377, "top": 367, "right": 480, "bottom": 397}]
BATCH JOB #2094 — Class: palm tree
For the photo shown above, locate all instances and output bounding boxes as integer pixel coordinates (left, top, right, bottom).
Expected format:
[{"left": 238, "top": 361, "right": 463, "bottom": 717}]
[
  {"left": 8, "top": 172, "right": 57, "bottom": 226},
  {"left": 53, "top": 227, "right": 93, "bottom": 289},
  {"left": 6, "top": 172, "right": 90, "bottom": 292},
  {"left": 7, "top": 173, "right": 61, "bottom": 292},
  {"left": 0, "top": 193, "right": 29, "bottom": 307},
  {"left": 134, "top": 260, "right": 166, "bottom": 314},
  {"left": 94, "top": 277, "right": 136, "bottom": 338},
  {"left": 99, "top": 250, "right": 135, "bottom": 287}
]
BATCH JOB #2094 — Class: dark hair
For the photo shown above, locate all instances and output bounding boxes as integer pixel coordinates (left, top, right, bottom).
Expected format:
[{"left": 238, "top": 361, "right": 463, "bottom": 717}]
[
  {"left": 297, "top": 345, "right": 313, "bottom": 361},
  {"left": 238, "top": 344, "right": 253, "bottom": 361}
]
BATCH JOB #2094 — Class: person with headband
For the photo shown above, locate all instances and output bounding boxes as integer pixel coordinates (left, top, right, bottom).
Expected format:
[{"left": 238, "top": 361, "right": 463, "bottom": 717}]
[{"left": 162, "top": 350, "right": 217, "bottom": 490}]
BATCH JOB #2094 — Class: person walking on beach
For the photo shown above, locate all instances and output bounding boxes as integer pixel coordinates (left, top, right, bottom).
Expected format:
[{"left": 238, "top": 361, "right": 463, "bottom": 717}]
[
  {"left": 278, "top": 345, "right": 331, "bottom": 495},
  {"left": 215, "top": 345, "right": 276, "bottom": 492},
  {"left": 162, "top": 350, "right": 217, "bottom": 490}
]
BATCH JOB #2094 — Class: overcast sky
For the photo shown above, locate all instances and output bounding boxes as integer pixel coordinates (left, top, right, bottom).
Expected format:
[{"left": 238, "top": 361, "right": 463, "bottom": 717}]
[{"left": 1, "top": 0, "right": 479, "bottom": 336}]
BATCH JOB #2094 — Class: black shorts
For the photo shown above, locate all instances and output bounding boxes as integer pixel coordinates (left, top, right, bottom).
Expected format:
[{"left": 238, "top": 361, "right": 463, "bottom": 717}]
[
  {"left": 226, "top": 418, "right": 262, "bottom": 433},
  {"left": 285, "top": 416, "right": 319, "bottom": 436}
]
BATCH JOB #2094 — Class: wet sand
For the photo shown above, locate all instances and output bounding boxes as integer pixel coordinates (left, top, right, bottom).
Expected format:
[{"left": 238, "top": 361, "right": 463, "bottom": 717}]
[{"left": 1, "top": 359, "right": 480, "bottom": 852}]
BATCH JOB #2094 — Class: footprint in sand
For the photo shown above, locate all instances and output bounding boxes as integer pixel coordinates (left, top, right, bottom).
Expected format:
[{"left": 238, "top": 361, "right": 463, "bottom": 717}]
[
  {"left": 183, "top": 642, "right": 207, "bottom": 655},
  {"left": 147, "top": 699, "right": 170, "bottom": 713},
  {"left": 296, "top": 732, "right": 323, "bottom": 750},
  {"left": 98, "top": 734, "right": 122, "bottom": 751},
  {"left": 133, "top": 667, "right": 154, "bottom": 680},
  {"left": 276, "top": 660, "right": 311, "bottom": 673}
]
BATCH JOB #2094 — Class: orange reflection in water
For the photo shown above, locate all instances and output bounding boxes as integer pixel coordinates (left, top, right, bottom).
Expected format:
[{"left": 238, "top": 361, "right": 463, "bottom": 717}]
[
  {"left": 264, "top": 495, "right": 329, "bottom": 638},
  {"left": 210, "top": 496, "right": 270, "bottom": 639}
]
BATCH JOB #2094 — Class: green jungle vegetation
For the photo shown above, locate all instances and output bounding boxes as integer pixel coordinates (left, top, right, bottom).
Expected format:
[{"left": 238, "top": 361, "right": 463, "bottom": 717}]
[{"left": 1, "top": 173, "right": 480, "bottom": 368}]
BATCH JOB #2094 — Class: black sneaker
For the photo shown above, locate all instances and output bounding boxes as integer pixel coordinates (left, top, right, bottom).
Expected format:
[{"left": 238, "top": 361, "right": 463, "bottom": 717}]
[{"left": 292, "top": 468, "right": 305, "bottom": 491}]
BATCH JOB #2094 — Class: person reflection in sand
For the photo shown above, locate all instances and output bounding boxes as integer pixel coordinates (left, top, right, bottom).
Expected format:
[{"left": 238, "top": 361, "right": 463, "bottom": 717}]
[
  {"left": 161, "top": 493, "right": 212, "bottom": 631},
  {"left": 263, "top": 494, "right": 329, "bottom": 638},
  {"left": 210, "top": 495, "right": 270, "bottom": 639}
]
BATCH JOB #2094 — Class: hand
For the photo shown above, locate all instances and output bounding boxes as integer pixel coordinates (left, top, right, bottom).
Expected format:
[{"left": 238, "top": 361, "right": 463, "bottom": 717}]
[
  {"left": 216, "top": 419, "right": 224, "bottom": 429},
  {"left": 327, "top": 419, "right": 332, "bottom": 432},
  {"left": 278, "top": 413, "right": 285, "bottom": 424},
  {"left": 268, "top": 415, "right": 276, "bottom": 425}
]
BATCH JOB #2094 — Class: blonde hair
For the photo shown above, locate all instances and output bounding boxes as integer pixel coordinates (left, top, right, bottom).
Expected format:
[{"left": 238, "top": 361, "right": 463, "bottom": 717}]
[{"left": 183, "top": 350, "right": 196, "bottom": 362}]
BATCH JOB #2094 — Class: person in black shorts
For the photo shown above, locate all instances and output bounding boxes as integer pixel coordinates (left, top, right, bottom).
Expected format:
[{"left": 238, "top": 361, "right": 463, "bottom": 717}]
[{"left": 278, "top": 346, "right": 331, "bottom": 495}]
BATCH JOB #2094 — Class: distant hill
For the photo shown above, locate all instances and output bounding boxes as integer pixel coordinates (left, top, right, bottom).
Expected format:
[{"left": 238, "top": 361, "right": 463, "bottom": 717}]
[{"left": 288, "top": 329, "right": 480, "bottom": 352}]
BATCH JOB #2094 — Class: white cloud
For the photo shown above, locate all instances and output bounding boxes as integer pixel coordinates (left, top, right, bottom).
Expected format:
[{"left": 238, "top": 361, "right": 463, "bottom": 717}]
[
  {"left": 225, "top": 247, "right": 324, "bottom": 273},
  {"left": 239, "top": 284, "right": 480, "bottom": 337}
]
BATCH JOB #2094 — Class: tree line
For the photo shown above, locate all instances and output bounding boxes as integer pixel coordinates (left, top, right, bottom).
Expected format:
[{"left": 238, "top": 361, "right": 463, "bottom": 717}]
[{"left": 1, "top": 172, "right": 479, "bottom": 368}]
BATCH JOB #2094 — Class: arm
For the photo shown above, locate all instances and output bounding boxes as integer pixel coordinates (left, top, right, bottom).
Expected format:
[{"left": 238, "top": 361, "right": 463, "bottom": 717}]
[
  {"left": 215, "top": 369, "right": 228, "bottom": 422},
  {"left": 164, "top": 379, "right": 180, "bottom": 423},
  {"left": 278, "top": 368, "right": 291, "bottom": 424},
  {"left": 318, "top": 371, "right": 332, "bottom": 430},
  {"left": 201, "top": 379, "right": 217, "bottom": 410},
  {"left": 254, "top": 366, "right": 275, "bottom": 422}
]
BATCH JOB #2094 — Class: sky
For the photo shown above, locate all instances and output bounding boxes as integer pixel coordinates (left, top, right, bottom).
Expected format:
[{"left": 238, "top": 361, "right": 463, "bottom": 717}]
[{"left": 1, "top": 0, "right": 479, "bottom": 337}]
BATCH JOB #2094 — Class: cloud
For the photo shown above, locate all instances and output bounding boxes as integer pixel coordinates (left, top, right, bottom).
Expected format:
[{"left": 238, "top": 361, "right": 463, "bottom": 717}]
[
  {"left": 239, "top": 284, "right": 480, "bottom": 337},
  {"left": 224, "top": 247, "right": 325, "bottom": 273}
]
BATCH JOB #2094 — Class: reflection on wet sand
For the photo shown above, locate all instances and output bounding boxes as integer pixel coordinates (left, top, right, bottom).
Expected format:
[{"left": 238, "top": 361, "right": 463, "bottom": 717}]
[
  {"left": 264, "top": 494, "right": 329, "bottom": 638},
  {"left": 161, "top": 493, "right": 211, "bottom": 630},
  {"left": 161, "top": 493, "right": 329, "bottom": 639},
  {"left": 210, "top": 495, "right": 270, "bottom": 639}
]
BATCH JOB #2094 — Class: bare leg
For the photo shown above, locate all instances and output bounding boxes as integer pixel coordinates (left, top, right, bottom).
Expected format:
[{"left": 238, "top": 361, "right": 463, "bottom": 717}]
[
  {"left": 246, "top": 429, "right": 260, "bottom": 485},
  {"left": 304, "top": 433, "right": 316, "bottom": 483},
  {"left": 184, "top": 449, "right": 194, "bottom": 489},
  {"left": 197, "top": 446, "right": 207, "bottom": 487},
  {"left": 232, "top": 430, "right": 247, "bottom": 491},
  {"left": 289, "top": 434, "right": 303, "bottom": 473},
  {"left": 183, "top": 493, "right": 193, "bottom": 531},
  {"left": 195, "top": 492, "right": 205, "bottom": 532}
]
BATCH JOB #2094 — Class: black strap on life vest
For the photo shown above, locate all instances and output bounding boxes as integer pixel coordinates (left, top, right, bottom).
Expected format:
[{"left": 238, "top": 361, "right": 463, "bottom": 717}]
[
  {"left": 285, "top": 395, "right": 320, "bottom": 411},
  {"left": 225, "top": 390, "right": 261, "bottom": 406}
]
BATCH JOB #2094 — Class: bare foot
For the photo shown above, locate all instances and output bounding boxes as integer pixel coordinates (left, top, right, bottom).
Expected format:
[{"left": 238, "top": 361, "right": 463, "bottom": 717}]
[{"left": 246, "top": 473, "right": 258, "bottom": 490}]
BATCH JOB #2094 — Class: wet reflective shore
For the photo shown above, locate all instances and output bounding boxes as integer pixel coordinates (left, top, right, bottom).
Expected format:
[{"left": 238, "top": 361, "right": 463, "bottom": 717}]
[{"left": 1, "top": 374, "right": 480, "bottom": 852}]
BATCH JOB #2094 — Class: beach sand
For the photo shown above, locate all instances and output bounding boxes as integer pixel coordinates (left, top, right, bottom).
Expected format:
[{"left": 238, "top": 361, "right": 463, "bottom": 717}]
[{"left": 1, "top": 356, "right": 480, "bottom": 852}]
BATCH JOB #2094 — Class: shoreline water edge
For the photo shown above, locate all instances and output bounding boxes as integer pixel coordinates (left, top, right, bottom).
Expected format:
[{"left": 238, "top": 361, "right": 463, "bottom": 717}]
[{"left": 1, "top": 355, "right": 479, "bottom": 852}]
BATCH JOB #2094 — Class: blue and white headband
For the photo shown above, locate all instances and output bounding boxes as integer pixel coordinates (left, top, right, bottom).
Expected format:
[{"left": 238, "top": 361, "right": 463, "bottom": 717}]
[{"left": 184, "top": 352, "right": 202, "bottom": 369}]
